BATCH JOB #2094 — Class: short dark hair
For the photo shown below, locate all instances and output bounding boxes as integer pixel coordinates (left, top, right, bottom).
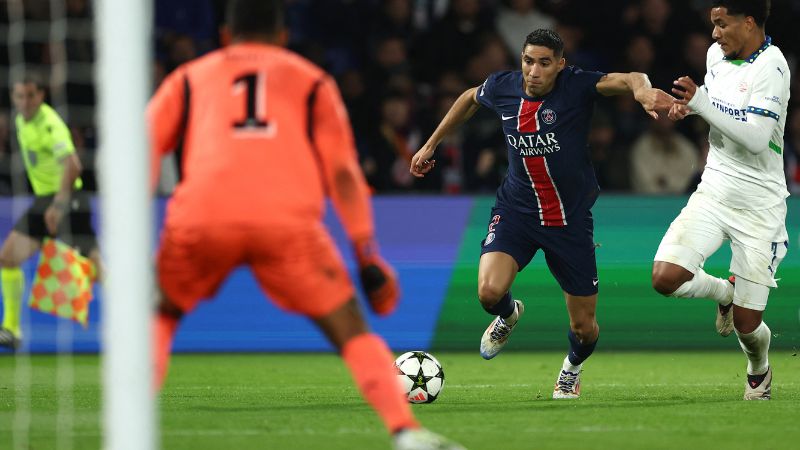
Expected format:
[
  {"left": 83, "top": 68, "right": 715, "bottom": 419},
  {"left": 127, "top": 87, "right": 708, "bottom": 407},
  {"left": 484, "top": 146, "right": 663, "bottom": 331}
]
[
  {"left": 227, "top": 0, "right": 284, "bottom": 37},
  {"left": 712, "top": 0, "right": 771, "bottom": 27},
  {"left": 523, "top": 29, "right": 564, "bottom": 58},
  {"left": 11, "top": 72, "right": 46, "bottom": 91}
]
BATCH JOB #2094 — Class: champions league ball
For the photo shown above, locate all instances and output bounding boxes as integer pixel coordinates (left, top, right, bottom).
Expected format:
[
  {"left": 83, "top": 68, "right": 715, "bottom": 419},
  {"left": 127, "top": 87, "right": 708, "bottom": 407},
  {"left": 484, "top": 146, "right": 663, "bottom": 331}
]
[{"left": 394, "top": 351, "right": 445, "bottom": 404}]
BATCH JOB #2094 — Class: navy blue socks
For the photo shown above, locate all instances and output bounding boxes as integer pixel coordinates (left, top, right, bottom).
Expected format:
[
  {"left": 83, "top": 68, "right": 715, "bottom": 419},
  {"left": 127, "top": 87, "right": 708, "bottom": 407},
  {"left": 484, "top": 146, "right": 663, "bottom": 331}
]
[
  {"left": 484, "top": 291, "right": 515, "bottom": 318},
  {"left": 567, "top": 328, "right": 598, "bottom": 366}
]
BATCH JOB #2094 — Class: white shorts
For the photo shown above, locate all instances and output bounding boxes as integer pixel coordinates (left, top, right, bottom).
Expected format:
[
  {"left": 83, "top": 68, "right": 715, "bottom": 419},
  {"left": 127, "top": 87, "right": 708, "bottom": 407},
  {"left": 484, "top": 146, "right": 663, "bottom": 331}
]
[{"left": 655, "top": 192, "right": 788, "bottom": 297}]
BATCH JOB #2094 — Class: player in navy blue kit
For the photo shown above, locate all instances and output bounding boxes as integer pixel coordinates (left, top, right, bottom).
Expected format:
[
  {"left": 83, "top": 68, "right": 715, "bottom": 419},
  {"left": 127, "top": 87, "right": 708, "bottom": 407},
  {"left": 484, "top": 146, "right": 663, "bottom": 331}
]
[{"left": 411, "top": 29, "right": 672, "bottom": 399}]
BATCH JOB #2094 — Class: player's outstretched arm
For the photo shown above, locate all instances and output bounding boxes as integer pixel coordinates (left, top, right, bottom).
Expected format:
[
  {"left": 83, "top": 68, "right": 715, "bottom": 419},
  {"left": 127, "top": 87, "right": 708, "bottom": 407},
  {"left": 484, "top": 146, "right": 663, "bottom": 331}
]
[
  {"left": 312, "top": 76, "right": 400, "bottom": 315},
  {"left": 410, "top": 86, "right": 481, "bottom": 178},
  {"left": 596, "top": 72, "right": 673, "bottom": 119},
  {"left": 673, "top": 76, "right": 777, "bottom": 155}
]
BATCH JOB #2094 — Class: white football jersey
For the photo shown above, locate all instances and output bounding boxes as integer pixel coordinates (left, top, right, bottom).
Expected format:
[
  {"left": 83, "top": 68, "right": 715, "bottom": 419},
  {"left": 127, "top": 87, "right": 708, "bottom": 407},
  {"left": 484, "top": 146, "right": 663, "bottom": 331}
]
[{"left": 695, "top": 38, "right": 791, "bottom": 210}]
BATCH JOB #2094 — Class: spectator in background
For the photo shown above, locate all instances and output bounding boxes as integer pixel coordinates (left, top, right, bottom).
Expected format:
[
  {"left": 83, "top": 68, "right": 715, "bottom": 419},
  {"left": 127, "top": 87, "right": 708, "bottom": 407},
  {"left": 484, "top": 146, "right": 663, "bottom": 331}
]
[
  {"left": 306, "top": 0, "right": 373, "bottom": 74},
  {"left": 613, "top": 35, "right": 658, "bottom": 144},
  {"left": 457, "top": 36, "right": 512, "bottom": 192},
  {"left": 589, "top": 112, "right": 630, "bottom": 191},
  {"left": 283, "top": 0, "right": 315, "bottom": 49},
  {"left": 413, "top": 0, "right": 495, "bottom": 84},
  {"left": 674, "top": 31, "right": 714, "bottom": 144},
  {"left": 338, "top": 69, "right": 371, "bottom": 148},
  {"left": 557, "top": 21, "right": 607, "bottom": 73},
  {"left": 165, "top": 34, "right": 198, "bottom": 73},
  {"left": 362, "top": 92, "right": 429, "bottom": 191},
  {"left": 630, "top": 115, "right": 699, "bottom": 194},
  {"left": 465, "top": 33, "right": 514, "bottom": 86},
  {"left": 682, "top": 31, "right": 712, "bottom": 83},
  {"left": 429, "top": 91, "right": 466, "bottom": 194},
  {"left": 155, "top": 0, "right": 217, "bottom": 54},
  {"left": 371, "top": 0, "right": 418, "bottom": 42},
  {"left": 626, "top": 0, "right": 680, "bottom": 63},
  {"left": 495, "top": 0, "right": 556, "bottom": 55},
  {"left": 365, "top": 35, "right": 414, "bottom": 99},
  {"left": 622, "top": 35, "right": 657, "bottom": 80},
  {"left": 622, "top": 0, "right": 698, "bottom": 89}
]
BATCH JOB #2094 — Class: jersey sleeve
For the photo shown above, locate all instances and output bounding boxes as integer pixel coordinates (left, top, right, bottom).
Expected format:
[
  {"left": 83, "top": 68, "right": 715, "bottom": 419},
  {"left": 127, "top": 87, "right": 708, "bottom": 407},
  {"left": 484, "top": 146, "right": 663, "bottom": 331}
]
[
  {"left": 475, "top": 72, "right": 500, "bottom": 110},
  {"left": 746, "top": 57, "right": 790, "bottom": 122},
  {"left": 688, "top": 72, "right": 779, "bottom": 155},
  {"left": 146, "top": 67, "right": 188, "bottom": 192},
  {"left": 48, "top": 114, "right": 75, "bottom": 159},
  {"left": 310, "top": 75, "right": 375, "bottom": 241},
  {"left": 569, "top": 67, "right": 606, "bottom": 103}
]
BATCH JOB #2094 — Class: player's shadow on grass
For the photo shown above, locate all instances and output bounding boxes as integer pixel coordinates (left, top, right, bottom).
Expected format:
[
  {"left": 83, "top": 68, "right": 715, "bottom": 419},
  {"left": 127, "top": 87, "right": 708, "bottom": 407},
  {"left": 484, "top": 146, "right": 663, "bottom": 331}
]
[
  {"left": 193, "top": 402, "right": 373, "bottom": 413},
  {"left": 448, "top": 396, "right": 735, "bottom": 411},
  {"left": 533, "top": 398, "right": 734, "bottom": 410}
]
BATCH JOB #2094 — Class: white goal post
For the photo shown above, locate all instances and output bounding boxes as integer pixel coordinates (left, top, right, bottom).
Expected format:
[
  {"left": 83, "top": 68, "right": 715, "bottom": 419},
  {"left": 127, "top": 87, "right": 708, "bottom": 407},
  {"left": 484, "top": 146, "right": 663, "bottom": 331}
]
[{"left": 95, "top": 1, "right": 155, "bottom": 449}]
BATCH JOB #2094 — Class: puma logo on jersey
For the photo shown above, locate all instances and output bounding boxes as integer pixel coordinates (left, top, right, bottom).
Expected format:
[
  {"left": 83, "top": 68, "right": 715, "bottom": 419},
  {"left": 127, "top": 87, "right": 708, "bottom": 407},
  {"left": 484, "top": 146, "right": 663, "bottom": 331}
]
[{"left": 776, "top": 66, "right": 784, "bottom": 77}]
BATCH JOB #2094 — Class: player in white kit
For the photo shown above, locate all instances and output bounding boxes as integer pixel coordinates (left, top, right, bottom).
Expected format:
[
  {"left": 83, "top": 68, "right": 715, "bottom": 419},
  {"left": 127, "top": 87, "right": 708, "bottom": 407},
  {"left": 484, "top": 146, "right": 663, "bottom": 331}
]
[{"left": 651, "top": 0, "right": 790, "bottom": 400}]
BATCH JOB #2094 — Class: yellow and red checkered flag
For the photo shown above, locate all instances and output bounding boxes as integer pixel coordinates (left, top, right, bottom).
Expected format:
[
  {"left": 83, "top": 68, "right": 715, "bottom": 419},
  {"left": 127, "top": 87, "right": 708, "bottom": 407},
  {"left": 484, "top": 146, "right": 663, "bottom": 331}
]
[{"left": 28, "top": 238, "right": 95, "bottom": 328}]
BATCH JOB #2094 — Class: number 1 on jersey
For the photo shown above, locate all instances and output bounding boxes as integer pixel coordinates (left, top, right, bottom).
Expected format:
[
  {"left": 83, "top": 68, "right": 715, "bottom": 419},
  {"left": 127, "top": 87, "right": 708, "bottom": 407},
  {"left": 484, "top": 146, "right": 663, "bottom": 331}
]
[{"left": 232, "top": 72, "right": 274, "bottom": 135}]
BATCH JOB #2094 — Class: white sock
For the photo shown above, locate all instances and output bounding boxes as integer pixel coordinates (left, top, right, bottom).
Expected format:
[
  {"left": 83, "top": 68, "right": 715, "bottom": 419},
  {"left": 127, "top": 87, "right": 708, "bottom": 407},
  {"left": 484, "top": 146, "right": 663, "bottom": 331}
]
[
  {"left": 561, "top": 355, "right": 581, "bottom": 373},
  {"left": 735, "top": 322, "right": 770, "bottom": 375},
  {"left": 671, "top": 269, "right": 733, "bottom": 305},
  {"left": 503, "top": 301, "right": 519, "bottom": 326}
]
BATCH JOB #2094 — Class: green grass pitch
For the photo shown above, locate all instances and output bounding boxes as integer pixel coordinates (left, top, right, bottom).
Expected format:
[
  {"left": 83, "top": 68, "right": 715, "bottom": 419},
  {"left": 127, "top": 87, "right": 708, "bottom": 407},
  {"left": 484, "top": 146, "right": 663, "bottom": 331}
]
[{"left": 1, "top": 351, "right": 799, "bottom": 449}]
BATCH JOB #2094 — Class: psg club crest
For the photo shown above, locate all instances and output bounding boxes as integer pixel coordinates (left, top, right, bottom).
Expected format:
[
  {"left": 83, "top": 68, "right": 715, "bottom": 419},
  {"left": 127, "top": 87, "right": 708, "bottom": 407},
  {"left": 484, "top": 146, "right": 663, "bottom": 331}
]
[
  {"left": 484, "top": 232, "right": 495, "bottom": 246},
  {"left": 541, "top": 108, "right": 557, "bottom": 125}
]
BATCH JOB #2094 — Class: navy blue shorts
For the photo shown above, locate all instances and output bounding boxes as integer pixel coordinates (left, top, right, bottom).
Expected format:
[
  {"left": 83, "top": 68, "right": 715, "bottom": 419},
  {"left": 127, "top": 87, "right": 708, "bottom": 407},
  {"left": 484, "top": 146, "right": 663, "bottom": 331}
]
[
  {"left": 13, "top": 192, "right": 98, "bottom": 256},
  {"left": 479, "top": 206, "right": 598, "bottom": 296}
]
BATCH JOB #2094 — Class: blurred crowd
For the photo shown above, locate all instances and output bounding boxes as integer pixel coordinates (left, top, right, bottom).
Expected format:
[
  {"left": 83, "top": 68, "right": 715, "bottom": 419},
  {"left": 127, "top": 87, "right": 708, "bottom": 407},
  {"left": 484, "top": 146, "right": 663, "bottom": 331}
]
[{"left": 2, "top": 0, "right": 800, "bottom": 196}]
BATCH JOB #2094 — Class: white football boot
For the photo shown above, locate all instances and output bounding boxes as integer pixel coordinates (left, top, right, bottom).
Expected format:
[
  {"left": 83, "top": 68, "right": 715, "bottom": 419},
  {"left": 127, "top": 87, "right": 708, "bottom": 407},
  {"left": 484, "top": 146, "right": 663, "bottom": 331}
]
[
  {"left": 479, "top": 300, "right": 524, "bottom": 360},
  {"left": 552, "top": 369, "right": 581, "bottom": 399},
  {"left": 393, "top": 428, "right": 467, "bottom": 450},
  {"left": 743, "top": 366, "right": 772, "bottom": 400}
]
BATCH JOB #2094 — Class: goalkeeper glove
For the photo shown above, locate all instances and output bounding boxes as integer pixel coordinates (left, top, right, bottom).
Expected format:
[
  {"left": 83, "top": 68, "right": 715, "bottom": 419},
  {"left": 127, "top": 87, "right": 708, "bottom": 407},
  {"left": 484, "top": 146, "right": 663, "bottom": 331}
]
[{"left": 353, "top": 237, "right": 400, "bottom": 316}]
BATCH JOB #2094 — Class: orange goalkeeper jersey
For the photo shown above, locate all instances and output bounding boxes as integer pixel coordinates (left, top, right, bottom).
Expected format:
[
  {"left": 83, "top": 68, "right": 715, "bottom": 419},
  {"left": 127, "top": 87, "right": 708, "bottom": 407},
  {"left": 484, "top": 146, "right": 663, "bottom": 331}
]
[{"left": 147, "top": 42, "right": 373, "bottom": 239}]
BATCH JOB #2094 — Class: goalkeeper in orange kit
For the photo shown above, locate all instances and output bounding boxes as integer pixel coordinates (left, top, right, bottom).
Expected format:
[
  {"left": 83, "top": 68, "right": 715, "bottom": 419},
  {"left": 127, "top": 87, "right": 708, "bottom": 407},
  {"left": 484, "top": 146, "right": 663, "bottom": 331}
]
[{"left": 147, "top": 1, "right": 463, "bottom": 449}]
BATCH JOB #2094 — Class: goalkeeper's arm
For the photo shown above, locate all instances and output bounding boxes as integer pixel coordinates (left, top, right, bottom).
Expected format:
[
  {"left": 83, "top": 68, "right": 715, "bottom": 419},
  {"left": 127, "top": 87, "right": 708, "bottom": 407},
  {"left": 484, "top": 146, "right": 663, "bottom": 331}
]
[
  {"left": 311, "top": 76, "right": 400, "bottom": 315},
  {"left": 146, "top": 68, "right": 188, "bottom": 194}
]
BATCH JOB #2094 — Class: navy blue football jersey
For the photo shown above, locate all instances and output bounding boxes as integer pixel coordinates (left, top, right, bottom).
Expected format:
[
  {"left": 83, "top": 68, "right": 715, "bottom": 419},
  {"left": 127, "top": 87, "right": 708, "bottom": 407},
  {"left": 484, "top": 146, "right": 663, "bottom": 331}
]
[{"left": 476, "top": 67, "right": 605, "bottom": 226}]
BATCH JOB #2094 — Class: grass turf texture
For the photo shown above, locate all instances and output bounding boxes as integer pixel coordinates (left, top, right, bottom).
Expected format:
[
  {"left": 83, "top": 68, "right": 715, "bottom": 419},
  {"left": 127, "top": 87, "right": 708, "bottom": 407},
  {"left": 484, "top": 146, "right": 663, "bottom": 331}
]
[{"left": 1, "top": 351, "right": 799, "bottom": 449}]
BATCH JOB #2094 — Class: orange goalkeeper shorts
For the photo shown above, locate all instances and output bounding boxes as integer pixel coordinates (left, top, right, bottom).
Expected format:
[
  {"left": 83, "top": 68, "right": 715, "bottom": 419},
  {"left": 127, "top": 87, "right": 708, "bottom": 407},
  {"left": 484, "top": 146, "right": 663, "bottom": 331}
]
[{"left": 156, "top": 222, "right": 355, "bottom": 318}]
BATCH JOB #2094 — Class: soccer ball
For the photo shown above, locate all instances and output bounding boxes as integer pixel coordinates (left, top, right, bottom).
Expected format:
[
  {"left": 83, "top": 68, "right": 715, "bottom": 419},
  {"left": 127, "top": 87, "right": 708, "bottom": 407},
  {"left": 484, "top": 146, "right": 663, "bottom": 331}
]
[{"left": 394, "top": 351, "right": 445, "bottom": 404}]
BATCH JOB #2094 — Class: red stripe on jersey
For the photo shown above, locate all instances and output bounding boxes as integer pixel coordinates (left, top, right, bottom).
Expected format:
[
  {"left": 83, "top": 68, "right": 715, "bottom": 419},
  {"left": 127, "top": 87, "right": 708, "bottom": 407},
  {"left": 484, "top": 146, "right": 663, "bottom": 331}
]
[
  {"left": 522, "top": 156, "right": 566, "bottom": 226},
  {"left": 517, "top": 99, "right": 543, "bottom": 133}
]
